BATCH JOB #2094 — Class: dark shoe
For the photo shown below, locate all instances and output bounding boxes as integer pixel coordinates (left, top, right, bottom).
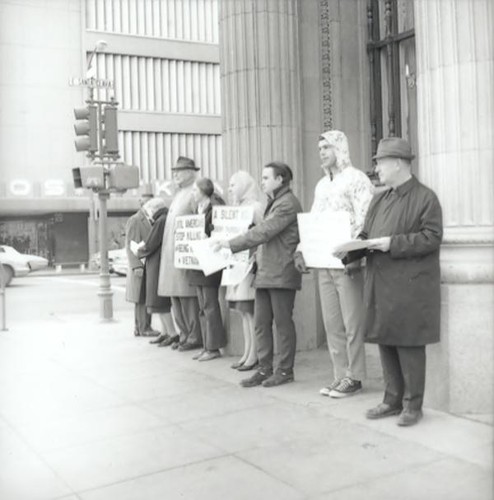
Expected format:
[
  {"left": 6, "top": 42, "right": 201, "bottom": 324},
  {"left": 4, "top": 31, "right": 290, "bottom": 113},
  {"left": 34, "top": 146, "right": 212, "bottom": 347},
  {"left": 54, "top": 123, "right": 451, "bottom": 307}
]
[
  {"left": 262, "top": 371, "right": 294, "bottom": 388},
  {"left": 141, "top": 329, "right": 160, "bottom": 337},
  {"left": 237, "top": 361, "right": 259, "bottom": 372},
  {"left": 240, "top": 371, "right": 272, "bottom": 388},
  {"left": 159, "top": 335, "right": 179, "bottom": 347},
  {"left": 329, "top": 378, "right": 362, "bottom": 398},
  {"left": 171, "top": 341, "right": 181, "bottom": 350},
  {"left": 134, "top": 330, "right": 140, "bottom": 337},
  {"left": 397, "top": 409, "right": 423, "bottom": 427},
  {"left": 150, "top": 334, "right": 169, "bottom": 345},
  {"left": 319, "top": 379, "right": 342, "bottom": 397},
  {"left": 366, "top": 403, "right": 403, "bottom": 420},
  {"left": 178, "top": 342, "right": 203, "bottom": 352}
]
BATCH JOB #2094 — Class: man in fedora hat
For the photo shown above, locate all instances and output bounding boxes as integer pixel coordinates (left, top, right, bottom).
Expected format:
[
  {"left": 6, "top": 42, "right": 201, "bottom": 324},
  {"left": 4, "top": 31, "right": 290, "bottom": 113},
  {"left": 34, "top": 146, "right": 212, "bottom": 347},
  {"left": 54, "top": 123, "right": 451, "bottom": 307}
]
[
  {"left": 157, "top": 156, "right": 203, "bottom": 351},
  {"left": 338, "top": 137, "right": 443, "bottom": 426}
]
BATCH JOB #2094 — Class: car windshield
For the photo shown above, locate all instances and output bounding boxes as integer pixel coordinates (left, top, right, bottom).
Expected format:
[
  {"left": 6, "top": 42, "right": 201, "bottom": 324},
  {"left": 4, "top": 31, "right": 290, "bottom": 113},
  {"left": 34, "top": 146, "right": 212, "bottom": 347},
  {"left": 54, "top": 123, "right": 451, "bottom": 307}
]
[{"left": 1, "top": 246, "right": 21, "bottom": 255}]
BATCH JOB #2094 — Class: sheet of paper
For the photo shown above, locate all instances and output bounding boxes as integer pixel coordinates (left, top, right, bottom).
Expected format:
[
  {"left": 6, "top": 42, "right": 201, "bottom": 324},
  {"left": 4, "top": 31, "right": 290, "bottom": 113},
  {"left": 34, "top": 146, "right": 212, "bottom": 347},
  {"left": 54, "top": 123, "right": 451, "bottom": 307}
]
[
  {"left": 174, "top": 214, "right": 206, "bottom": 270},
  {"left": 333, "top": 239, "right": 374, "bottom": 253},
  {"left": 221, "top": 260, "right": 253, "bottom": 286},
  {"left": 130, "top": 240, "right": 145, "bottom": 256},
  {"left": 297, "top": 211, "right": 352, "bottom": 269},
  {"left": 190, "top": 239, "right": 232, "bottom": 276}
]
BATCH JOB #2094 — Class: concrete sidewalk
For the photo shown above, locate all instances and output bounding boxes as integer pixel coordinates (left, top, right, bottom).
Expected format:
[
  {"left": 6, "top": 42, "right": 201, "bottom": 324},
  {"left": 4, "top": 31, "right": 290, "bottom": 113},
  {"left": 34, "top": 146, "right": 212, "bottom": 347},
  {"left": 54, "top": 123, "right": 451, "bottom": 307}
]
[{"left": 0, "top": 309, "right": 492, "bottom": 500}]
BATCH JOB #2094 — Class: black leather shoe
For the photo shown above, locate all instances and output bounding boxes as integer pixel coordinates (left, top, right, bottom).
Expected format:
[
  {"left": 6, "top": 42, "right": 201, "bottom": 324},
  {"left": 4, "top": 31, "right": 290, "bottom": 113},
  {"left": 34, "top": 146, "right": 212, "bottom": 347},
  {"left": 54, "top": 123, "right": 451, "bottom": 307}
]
[
  {"left": 262, "top": 371, "right": 294, "bottom": 387},
  {"left": 366, "top": 403, "right": 403, "bottom": 420},
  {"left": 141, "top": 329, "right": 160, "bottom": 337},
  {"left": 397, "top": 409, "right": 423, "bottom": 426},
  {"left": 240, "top": 371, "right": 271, "bottom": 388},
  {"left": 159, "top": 335, "right": 180, "bottom": 347},
  {"left": 237, "top": 361, "right": 259, "bottom": 372},
  {"left": 150, "top": 334, "right": 169, "bottom": 345},
  {"left": 178, "top": 342, "right": 203, "bottom": 352}
]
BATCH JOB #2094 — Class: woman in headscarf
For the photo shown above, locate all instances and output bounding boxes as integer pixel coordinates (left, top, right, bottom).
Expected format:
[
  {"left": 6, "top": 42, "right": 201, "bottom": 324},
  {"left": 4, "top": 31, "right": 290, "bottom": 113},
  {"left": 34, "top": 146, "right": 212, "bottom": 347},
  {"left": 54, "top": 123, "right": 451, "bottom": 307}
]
[
  {"left": 188, "top": 178, "right": 227, "bottom": 361},
  {"left": 138, "top": 197, "right": 176, "bottom": 344},
  {"left": 224, "top": 170, "right": 264, "bottom": 371}
]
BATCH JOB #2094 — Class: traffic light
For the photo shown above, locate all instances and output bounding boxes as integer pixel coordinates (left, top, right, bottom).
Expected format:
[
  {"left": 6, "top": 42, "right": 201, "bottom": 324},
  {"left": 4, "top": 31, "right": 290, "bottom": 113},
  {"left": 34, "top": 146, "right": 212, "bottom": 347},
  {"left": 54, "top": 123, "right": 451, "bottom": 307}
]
[
  {"left": 101, "top": 104, "right": 119, "bottom": 157},
  {"left": 107, "top": 165, "right": 139, "bottom": 190},
  {"left": 72, "top": 166, "right": 105, "bottom": 190},
  {"left": 74, "top": 105, "right": 98, "bottom": 155}
]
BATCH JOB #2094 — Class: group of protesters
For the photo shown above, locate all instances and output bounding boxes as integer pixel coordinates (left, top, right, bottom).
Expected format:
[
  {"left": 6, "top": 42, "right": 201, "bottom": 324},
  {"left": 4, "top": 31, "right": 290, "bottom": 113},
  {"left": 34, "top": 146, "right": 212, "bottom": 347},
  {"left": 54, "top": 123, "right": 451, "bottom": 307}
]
[{"left": 125, "top": 130, "right": 443, "bottom": 427}]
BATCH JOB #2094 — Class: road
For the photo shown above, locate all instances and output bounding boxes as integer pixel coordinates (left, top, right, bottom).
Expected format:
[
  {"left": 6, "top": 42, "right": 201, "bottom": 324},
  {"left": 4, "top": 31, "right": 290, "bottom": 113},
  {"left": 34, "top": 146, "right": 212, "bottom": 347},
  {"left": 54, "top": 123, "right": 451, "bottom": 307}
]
[{"left": 3, "top": 273, "right": 130, "bottom": 327}]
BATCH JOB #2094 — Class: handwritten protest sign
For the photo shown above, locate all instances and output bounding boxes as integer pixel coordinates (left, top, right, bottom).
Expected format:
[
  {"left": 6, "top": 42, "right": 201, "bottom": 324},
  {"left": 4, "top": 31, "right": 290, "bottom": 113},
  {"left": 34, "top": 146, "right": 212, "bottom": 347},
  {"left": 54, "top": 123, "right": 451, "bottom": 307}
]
[
  {"left": 212, "top": 206, "right": 254, "bottom": 285},
  {"left": 189, "top": 239, "right": 232, "bottom": 276},
  {"left": 174, "top": 214, "right": 206, "bottom": 270},
  {"left": 297, "top": 211, "right": 351, "bottom": 269}
]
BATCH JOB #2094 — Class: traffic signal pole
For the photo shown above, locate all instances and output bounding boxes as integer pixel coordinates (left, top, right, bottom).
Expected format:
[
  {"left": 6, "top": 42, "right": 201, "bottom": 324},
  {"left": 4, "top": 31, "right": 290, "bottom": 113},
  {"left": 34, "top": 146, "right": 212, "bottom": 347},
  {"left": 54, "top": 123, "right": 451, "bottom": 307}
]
[{"left": 97, "top": 191, "right": 113, "bottom": 321}]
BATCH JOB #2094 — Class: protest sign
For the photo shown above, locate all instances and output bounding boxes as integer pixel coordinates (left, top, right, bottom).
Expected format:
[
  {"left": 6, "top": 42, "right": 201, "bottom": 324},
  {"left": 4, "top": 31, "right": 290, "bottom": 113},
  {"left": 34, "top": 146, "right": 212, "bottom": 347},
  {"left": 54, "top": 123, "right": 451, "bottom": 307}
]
[
  {"left": 212, "top": 206, "right": 254, "bottom": 285},
  {"left": 297, "top": 211, "right": 351, "bottom": 269},
  {"left": 174, "top": 214, "right": 206, "bottom": 270},
  {"left": 189, "top": 239, "right": 232, "bottom": 276}
]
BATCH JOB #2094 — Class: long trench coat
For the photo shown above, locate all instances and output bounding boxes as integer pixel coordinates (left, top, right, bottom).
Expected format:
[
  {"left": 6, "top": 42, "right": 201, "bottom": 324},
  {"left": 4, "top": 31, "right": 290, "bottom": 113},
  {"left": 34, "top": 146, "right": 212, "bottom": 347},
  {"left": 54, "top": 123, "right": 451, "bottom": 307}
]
[
  {"left": 125, "top": 209, "right": 152, "bottom": 303},
  {"left": 229, "top": 185, "right": 302, "bottom": 290},
  {"left": 137, "top": 207, "right": 172, "bottom": 310},
  {"left": 157, "top": 178, "right": 198, "bottom": 297},
  {"left": 348, "top": 176, "right": 443, "bottom": 346}
]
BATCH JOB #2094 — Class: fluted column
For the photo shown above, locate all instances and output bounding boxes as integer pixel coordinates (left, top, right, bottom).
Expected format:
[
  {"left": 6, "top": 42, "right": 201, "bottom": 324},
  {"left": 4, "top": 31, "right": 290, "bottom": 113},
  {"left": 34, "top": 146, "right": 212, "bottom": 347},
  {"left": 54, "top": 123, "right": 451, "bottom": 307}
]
[
  {"left": 219, "top": 0, "right": 303, "bottom": 196},
  {"left": 415, "top": 0, "right": 494, "bottom": 283},
  {"left": 415, "top": 0, "right": 493, "bottom": 413}
]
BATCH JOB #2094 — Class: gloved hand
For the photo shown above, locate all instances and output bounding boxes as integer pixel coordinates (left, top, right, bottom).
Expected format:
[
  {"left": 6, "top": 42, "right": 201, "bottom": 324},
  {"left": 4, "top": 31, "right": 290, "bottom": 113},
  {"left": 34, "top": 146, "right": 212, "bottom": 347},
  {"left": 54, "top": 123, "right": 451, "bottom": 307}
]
[
  {"left": 293, "top": 251, "right": 308, "bottom": 274},
  {"left": 344, "top": 260, "right": 361, "bottom": 277}
]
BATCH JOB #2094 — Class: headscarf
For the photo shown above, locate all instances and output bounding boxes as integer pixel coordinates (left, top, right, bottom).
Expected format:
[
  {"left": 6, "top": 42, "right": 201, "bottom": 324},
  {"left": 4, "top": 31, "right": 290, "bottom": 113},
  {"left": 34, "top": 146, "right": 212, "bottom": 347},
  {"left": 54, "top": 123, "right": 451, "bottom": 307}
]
[
  {"left": 229, "top": 170, "right": 261, "bottom": 206},
  {"left": 319, "top": 130, "right": 353, "bottom": 171}
]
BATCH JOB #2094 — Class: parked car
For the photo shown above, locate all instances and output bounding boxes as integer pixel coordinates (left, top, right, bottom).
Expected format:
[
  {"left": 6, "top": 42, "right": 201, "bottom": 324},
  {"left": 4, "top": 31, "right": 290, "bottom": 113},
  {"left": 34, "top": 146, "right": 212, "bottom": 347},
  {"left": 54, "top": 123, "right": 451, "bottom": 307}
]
[
  {"left": 90, "top": 248, "right": 129, "bottom": 276},
  {"left": 0, "top": 245, "right": 49, "bottom": 286}
]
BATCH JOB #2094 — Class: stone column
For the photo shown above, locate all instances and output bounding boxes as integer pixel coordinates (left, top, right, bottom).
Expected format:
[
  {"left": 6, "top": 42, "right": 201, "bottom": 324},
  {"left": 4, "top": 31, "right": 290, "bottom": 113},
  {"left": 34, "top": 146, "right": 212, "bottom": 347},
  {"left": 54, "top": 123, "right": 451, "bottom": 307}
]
[
  {"left": 218, "top": 0, "right": 320, "bottom": 354},
  {"left": 415, "top": 0, "right": 494, "bottom": 413},
  {"left": 219, "top": 0, "right": 303, "bottom": 195}
]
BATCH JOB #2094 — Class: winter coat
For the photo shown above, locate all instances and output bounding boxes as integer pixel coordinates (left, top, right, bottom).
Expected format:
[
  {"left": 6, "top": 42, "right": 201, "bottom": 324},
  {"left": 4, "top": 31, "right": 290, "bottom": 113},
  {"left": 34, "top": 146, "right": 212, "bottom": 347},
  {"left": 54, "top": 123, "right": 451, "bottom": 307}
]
[
  {"left": 188, "top": 195, "right": 225, "bottom": 287},
  {"left": 229, "top": 185, "right": 302, "bottom": 290},
  {"left": 137, "top": 207, "right": 172, "bottom": 310},
  {"left": 348, "top": 176, "right": 443, "bottom": 346},
  {"left": 157, "top": 178, "right": 198, "bottom": 297},
  {"left": 125, "top": 209, "right": 152, "bottom": 303}
]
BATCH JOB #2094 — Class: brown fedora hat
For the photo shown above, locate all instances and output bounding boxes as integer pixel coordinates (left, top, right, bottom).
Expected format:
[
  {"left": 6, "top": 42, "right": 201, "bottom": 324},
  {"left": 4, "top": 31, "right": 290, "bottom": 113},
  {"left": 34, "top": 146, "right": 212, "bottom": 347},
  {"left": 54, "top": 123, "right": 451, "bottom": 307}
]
[
  {"left": 172, "top": 156, "right": 200, "bottom": 171},
  {"left": 372, "top": 137, "right": 415, "bottom": 161}
]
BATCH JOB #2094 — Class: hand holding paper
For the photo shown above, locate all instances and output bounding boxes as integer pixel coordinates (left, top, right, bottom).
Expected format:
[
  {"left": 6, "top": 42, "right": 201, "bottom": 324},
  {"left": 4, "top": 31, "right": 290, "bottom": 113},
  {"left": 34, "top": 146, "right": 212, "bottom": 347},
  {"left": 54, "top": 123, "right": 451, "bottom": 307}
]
[{"left": 130, "top": 240, "right": 145, "bottom": 256}]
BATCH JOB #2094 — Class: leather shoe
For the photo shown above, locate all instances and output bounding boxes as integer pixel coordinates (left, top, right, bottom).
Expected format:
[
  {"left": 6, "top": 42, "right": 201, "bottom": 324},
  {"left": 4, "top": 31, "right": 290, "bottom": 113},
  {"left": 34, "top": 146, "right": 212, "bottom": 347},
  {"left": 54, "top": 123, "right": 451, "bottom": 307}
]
[
  {"left": 397, "top": 409, "right": 423, "bottom": 427},
  {"left": 237, "top": 361, "right": 259, "bottom": 372},
  {"left": 366, "top": 403, "right": 403, "bottom": 420},
  {"left": 262, "top": 371, "right": 294, "bottom": 387},
  {"left": 159, "top": 335, "right": 179, "bottom": 347},
  {"left": 178, "top": 342, "right": 203, "bottom": 352},
  {"left": 141, "top": 329, "right": 160, "bottom": 337},
  {"left": 192, "top": 349, "right": 206, "bottom": 360},
  {"left": 231, "top": 360, "right": 244, "bottom": 369},
  {"left": 150, "top": 334, "right": 169, "bottom": 345},
  {"left": 240, "top": 371, "right": 271, "bottom": 388},
  {"left": 198, "top": 350, "right": 221, "bottom": 362}
]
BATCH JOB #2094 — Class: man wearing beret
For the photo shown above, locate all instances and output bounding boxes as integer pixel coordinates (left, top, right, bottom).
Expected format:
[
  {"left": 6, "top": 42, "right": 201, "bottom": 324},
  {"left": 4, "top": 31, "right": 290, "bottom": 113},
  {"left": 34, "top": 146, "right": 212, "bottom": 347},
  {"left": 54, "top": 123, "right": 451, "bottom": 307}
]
[
  {"left": 157, "top": 156, "right": 203, "bottom": 351},
  {"left": 340, "top": 137, "right": 443, "bottom": 426}
]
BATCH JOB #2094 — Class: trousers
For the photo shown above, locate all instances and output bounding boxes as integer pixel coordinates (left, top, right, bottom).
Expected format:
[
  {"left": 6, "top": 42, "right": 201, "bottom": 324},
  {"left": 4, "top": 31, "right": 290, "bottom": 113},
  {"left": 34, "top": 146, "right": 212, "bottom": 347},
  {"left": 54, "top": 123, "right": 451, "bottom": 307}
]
[
  {"left": 196, "top": 286, "right": 226, "bottom": 351},
  {"left": 318, "top": 268, "right": 366, "bottom": 381},
  {"left": 171, "top": 296, "right": 202, "bottom": 345},
  {"left": 134, "top": 303, "right": 151, "bottom": 334},
  {"left": 254, "top": 288, "right": 297, "bottom": 374},
  {"left": 379, "top": 344, "right": 426, "bottom": 411}
]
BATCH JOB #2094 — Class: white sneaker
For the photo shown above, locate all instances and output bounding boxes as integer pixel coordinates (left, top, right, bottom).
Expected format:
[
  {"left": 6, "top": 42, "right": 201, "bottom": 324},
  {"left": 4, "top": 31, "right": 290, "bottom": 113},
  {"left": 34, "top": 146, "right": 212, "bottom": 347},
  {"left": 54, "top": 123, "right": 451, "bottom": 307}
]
[
  {"left": 329, "top": 377, "right": 362, "bottom": 398},
  {"left": 319, "top": 379, "right": 341, "bottom": 397}
]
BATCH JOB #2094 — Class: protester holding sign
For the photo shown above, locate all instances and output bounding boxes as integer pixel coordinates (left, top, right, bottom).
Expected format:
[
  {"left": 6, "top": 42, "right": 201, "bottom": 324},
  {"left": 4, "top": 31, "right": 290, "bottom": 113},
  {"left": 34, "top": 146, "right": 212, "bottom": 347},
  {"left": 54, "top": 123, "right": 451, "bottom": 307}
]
[
  {"left": 157, "top": 157, "right": 203, "bottom": 351},
  {"left": 187, "top": 178, "right": 227, "bottom": 362},
  {"left": 215, "top": 162, "right": 302, "bottom": 388},
  {"left": 294, "top": 130, "right": 374, "bottom": 399},
  {"left": 224, "top": 171, "right": 263, "bottom": 371}
]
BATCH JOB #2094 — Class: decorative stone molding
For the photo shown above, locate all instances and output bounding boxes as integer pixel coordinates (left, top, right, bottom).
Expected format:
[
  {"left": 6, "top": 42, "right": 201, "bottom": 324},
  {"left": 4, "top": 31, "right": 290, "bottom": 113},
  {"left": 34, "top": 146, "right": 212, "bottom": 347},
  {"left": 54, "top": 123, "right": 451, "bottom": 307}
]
[{"left": 320, "top": 0, "right": 333, "bottom": 131}]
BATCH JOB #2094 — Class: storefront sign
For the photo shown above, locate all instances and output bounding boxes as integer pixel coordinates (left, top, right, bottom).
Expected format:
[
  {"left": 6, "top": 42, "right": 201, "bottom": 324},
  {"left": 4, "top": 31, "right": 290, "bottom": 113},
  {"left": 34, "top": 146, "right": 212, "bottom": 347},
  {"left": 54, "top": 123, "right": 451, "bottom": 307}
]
[
  {"left": 8, "top": 179, "right": 32, "bottom": 196},
  {"left": 42, "top": 179, "right": 66, "bottom": 197}
]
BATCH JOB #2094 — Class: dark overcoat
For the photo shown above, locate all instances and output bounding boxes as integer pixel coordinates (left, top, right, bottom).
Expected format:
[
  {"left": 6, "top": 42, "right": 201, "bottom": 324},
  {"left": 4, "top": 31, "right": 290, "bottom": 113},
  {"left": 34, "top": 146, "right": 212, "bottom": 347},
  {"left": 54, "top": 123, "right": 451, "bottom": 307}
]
[
  {"left": 125, "top": 209, "right": 152, "bottom": 303},
  {"left": 349, "top": 176, "right": 443, "bottom": 346},
  {"left": 137, "top": 208, "right": 172, "bottom": 310},
  {"left": 188, "top": 194, "right": 225, "bottom": 287},
  {"left": 229, "top": 185, "right": 302, "bottom": 290}
]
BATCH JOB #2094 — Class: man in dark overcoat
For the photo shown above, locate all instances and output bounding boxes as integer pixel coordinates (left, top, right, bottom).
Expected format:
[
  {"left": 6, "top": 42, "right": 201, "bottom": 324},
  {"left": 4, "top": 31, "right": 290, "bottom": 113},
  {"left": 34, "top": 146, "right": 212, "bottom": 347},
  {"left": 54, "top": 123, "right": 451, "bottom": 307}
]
[
  {"left": 341, "top": 137, "right": 443, "bottom": 426},
  {"left": 125, "top": 201, "right": 158, "bottom": 337},
  {"left": 217, "top": 162, "right": 302, "bottom": 388}
]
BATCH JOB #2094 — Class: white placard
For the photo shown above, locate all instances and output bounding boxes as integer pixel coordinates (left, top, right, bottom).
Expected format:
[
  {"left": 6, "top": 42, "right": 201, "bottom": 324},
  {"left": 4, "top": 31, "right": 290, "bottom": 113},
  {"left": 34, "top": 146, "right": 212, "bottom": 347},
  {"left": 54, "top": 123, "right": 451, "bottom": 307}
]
[
  {"left": 212, "top": 206, "right": 254, "bottom": 286},
  {"left": 190, "top": 239, "right": 232, "bottom": 276},
  {"left": 297, "top": 211, "right": 352, "bottom": 269},
  {"left": 174, "top": 214, "right": 206, "bottom": 270}
]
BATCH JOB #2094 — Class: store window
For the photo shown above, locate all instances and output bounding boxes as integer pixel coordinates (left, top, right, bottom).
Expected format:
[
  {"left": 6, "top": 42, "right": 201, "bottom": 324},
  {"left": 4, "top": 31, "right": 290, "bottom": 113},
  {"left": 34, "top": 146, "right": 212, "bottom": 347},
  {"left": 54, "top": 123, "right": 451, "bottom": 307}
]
[{"left": 367, "top": 0, "right": 417, "bottom": 173}]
